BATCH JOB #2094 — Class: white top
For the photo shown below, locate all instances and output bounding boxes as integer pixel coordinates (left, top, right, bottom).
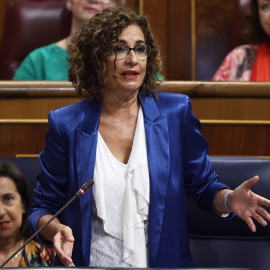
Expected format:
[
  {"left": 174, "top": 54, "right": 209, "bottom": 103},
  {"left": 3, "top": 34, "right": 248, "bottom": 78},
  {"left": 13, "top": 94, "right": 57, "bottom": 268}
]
[{"left": 90, "top": 107, "right": 150, "bottom": 267}]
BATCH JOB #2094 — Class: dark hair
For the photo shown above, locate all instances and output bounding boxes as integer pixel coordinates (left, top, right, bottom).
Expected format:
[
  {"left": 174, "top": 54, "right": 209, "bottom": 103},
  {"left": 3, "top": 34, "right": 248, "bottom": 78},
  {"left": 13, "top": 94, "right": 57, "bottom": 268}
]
[
  {"left": 0, "top": 161, "right": 32, "bottom": 239},
  {"left": 242, "top": 0, "right": 268, "bottom": 44},
  {"left": 68, "top": 7, "right": 162, "bottom": 99}
]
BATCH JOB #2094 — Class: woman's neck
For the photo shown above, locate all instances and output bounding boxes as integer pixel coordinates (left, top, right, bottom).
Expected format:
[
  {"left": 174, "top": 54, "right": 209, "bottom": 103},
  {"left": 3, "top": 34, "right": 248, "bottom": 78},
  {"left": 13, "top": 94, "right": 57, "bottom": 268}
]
[
  {"left": 0, "top": 236, "right": 23, "bottom": 253},
  {"left": 101, "top": 90, "right": 140, "bottom": 117},
  {"left": 56, "top": 18, "right": 83, "bottom": 50},
  {"left": 0, "top": 236, "right": 24, "bottom": 268}
]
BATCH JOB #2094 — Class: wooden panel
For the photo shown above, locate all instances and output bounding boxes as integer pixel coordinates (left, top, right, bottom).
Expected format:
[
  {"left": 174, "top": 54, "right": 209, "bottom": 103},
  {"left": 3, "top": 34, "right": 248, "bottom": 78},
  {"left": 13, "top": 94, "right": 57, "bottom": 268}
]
[
  {"left": 202, "top": 125, "right": 270, "bottom": 156},
  {"left": 191, "top": 98, "right": 270, "bottom": 121},
  {"left": 0, "top": 124, "right": 48, "bottom": 157},
  {"left": 142, "top": 0, "right": 168, "bottom": 77},
  {"left": 125, "top": 0, "right": 139, "bottom": 10},
  {"left": 195, "top": 0, "right": 237, "bottom": 80},
  {"left": 168, "top": 0, "right": 191, "bottom": 80},
  {"left": 1, "top": 81, "right": 270, "bottom": 157},
  {"left": 0, "top": 0, "right": 7, "bottom": 43},
  {"left": 0, "top": 97, "right": 78, "bottom": 119}
]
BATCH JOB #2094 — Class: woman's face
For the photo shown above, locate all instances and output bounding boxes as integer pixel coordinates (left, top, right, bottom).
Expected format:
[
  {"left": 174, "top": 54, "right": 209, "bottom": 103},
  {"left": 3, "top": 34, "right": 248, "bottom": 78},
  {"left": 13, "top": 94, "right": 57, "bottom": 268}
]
[
  {"left": 0, "top": 177, "right": 24, "bottom": 241},
  {"left": 67, "top": 0, "right": 117, "bottom": 23},
  {"left": 258, "top": 0, "right": 270, "bottom": 37},
  {"left": 104, "top": 24, "right": 147, "bottom": 96}
]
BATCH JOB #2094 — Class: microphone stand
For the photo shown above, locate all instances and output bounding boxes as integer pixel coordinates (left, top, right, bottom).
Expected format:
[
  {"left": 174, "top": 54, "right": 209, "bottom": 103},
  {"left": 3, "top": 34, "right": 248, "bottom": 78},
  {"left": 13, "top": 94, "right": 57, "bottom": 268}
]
[{"left": 0, "top": 179, "right": 94, "bottom": 268}]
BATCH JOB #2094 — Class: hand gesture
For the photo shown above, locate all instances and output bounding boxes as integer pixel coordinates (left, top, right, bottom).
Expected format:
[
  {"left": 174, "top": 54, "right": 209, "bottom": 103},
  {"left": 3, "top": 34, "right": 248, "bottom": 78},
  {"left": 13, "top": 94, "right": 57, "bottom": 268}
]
[
  {"left": 53, "top": 225, "right": 75, "bottom": 266},
  {"left": 228, "top": 176, "right": 270, "bottom": 232}
]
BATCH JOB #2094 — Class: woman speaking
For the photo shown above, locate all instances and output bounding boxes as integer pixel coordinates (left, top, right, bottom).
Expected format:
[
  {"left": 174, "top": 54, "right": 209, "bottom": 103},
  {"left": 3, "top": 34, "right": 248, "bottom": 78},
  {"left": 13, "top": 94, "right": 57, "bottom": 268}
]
[{"left": 29, "top": 7, "right": 270, "bottom": 268}]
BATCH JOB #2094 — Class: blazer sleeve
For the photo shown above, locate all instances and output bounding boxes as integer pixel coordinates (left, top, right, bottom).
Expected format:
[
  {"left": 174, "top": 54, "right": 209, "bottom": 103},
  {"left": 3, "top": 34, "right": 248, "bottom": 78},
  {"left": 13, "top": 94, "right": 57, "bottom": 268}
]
[
  {"left": 182, "top": 96, "right": 230, "bottom": 212},
  {"left": 29, "top": 110, "right": 68, "bottom": 232}
]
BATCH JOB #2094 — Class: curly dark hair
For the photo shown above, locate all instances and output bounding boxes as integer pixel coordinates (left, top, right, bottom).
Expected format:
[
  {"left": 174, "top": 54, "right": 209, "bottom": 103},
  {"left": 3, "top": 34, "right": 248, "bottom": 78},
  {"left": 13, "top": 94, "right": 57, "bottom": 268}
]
[
  {"left": 0, "top": 160, "right": 32, "bottom": 239},
  {"left": 68, "top": 7, "right": 162, "bottom": 99},
  {"left": 242, "top": 0, "right": 268, "bottom": 44}
]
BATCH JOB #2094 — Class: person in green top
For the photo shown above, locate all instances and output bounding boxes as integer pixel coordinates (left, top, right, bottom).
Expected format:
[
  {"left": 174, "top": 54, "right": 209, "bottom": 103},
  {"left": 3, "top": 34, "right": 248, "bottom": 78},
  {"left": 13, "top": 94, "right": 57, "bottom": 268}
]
[{"left": 13, "top": 0, "right": 124, "bottom": 81}]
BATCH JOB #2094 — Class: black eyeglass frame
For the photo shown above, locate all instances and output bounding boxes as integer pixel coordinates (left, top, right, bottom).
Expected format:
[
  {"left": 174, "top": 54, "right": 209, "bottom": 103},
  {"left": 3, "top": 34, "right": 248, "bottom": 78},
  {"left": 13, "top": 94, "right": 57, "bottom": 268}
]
[{"left": 114, "top": 44, "right": 151, "bottom": 60}]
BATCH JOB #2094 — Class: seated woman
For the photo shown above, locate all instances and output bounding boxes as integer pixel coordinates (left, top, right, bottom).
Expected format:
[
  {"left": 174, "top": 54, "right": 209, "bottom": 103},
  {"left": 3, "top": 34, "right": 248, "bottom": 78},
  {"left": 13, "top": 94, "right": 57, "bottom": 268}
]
[
  {"left": 212, "top": 0, "right": 270, "bottom": 81},
  {"left": 12, "top": 0, "right": 123, "bottom": 81},
  {"left": 0, "top": 160, "right": 55, "bottom": 267}
]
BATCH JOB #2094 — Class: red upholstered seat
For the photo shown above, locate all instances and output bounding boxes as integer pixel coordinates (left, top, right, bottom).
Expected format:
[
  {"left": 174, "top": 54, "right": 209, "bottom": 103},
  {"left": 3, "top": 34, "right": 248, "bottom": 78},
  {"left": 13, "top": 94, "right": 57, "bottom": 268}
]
[{"left": 0, "top": 0, "right": 71, "bottom": 80}]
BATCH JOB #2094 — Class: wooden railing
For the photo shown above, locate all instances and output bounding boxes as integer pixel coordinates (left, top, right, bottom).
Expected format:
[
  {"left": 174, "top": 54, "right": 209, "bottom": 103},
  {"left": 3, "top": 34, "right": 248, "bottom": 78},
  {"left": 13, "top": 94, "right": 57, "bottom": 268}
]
[{"left": 1, "top": 81, "right": 270, "bottom": 157}]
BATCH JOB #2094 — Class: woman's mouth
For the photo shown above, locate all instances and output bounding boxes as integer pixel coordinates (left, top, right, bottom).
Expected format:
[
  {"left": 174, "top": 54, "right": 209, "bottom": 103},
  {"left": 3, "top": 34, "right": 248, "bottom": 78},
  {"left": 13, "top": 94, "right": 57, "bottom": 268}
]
[
  {"left": 120, "top": 71, "right": 139, "bottom": 79},
  {"left": 0, "top": 221, "right": 10, "bottom": 227},
  {"left": 84, "top": 7, "right": 99, "bottom": 13}
]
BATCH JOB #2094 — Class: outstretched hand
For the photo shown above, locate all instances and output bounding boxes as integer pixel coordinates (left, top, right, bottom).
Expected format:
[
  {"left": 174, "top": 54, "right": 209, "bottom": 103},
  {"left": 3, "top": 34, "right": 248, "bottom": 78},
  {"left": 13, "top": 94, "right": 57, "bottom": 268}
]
[
  {"left": 53, "top": 225, "right": 75, "bottom": 266},
  {"left": 228, "top": 176, "right": 270, "bottom": 232}
]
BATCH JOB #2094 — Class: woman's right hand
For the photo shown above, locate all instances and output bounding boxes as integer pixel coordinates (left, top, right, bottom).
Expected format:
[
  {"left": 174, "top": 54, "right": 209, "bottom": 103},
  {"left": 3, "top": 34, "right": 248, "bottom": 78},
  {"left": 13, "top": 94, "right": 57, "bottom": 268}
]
[{"left": 53, "top": 225, "right": 75, "bottom": 266}]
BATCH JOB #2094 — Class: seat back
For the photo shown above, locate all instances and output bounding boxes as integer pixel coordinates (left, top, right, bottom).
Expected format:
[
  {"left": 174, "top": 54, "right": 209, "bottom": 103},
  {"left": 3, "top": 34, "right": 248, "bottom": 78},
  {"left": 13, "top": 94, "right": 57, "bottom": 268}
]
[
  {"left": 188, "top": 156, "right": 270, "bottom": 270},
  {"left": 0, "top": 157, "right": 41, "bottom": 195},
  {"left": 0, "top": 0, "right": 71, "bottom": 80}
]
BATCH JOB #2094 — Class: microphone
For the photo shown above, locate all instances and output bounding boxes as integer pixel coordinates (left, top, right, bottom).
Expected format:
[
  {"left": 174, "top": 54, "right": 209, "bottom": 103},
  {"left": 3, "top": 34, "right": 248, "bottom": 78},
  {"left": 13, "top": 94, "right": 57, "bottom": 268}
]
[{"left": 0, "top": 179, "right": 94, "bottom": 268}]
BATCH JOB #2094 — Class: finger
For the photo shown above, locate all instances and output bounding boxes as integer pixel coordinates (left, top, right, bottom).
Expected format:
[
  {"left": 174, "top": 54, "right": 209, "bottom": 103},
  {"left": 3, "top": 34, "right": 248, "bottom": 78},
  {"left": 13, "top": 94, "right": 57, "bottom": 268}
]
[
  {"left": 253, "top": 212, "right": 267, "bottom": 227},
  {"left": 245, "top": 216, "right": 256, "bottom": 232},
  {"left": 256, "top": 206, "right": 270, "bottom": 221},
  {"left": 60, "top": 254, "right": 74, "bottom": 267},
  {"left": 62, "top": 240, "right": 74, "bottom": 258},
  {"left": 61, "top": 226, "right": 75, "bottom": 242},
  {"left": 243, "top": 175, "right": 259, "bottom": 190},
  {"left": 257, "top": 196, "right": 270, "bottom": 209}
]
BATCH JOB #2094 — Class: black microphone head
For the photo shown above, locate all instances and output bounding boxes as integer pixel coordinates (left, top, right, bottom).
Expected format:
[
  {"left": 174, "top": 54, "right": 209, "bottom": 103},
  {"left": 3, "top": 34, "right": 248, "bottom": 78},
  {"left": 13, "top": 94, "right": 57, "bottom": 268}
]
[
  {"left": 82, "top": 179, "right": 94, "bottom": 193},
  {"left": 75, "top": 179, "right": 94, "bottom": 197}
]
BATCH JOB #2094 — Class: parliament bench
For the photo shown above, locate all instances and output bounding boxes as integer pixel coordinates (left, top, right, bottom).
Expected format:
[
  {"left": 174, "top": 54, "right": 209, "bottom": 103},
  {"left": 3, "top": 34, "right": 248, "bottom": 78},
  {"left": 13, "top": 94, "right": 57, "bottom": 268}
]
[
  {"left": 2, "top": 155, "right": 270, "bottom": 269},
  {"left": 1, "top": 81, "right": 270, "bottom": 157}
]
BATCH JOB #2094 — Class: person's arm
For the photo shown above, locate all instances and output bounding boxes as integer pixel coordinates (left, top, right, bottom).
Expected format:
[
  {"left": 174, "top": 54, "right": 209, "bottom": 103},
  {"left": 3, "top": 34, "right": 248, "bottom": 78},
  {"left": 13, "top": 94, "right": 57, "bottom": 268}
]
[
  {"left": 38, "top": 215, "right": 75, "bottom": 266},
  {"left": 29, "top": 110, "right": 76, "bottom": 266},
  {"left": 182, "top": 95, "right": 270, "bottom": 231},
  {"left": 214, "top": 176, "right": 270, "bottom": 232}
]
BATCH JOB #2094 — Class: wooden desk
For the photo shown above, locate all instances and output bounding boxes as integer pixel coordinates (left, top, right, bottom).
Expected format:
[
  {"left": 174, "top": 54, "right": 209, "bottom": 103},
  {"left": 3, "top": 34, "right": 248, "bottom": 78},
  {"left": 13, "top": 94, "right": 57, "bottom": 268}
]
[{"left": 1, "top": 81, "right": 270, "bottom": 157}]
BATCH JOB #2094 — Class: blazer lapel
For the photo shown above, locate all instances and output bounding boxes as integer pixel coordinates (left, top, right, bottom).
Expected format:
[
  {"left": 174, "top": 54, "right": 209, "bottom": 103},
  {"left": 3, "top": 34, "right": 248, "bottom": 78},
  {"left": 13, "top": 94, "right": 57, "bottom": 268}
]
[
  {"left": 75, "top": 99, "right": 101, "bottom": 266},
  {"left": 139, "top": 93, "right": 170, "bottom": 265}
]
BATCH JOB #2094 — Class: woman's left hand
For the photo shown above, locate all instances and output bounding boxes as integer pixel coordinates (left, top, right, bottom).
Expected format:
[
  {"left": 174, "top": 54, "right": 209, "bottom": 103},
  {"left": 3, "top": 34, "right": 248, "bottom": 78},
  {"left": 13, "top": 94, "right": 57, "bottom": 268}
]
[{"left": 228, "top": 176, "right": 270, "bottom": 232}]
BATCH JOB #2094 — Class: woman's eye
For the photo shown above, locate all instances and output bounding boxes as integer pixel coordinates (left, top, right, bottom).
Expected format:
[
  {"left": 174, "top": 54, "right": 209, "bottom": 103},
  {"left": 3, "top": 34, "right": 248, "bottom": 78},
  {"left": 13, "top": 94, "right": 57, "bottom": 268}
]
[
  {"left": 115, "top": 46, "right": 126, "bottom": 53},
  {"left": 136, "top": 46, "right": 146, "bottom": 53},
  {"left": 261, "top": 3, "right": 270, "bottom": 10},
  {"left": 3, "top": 194, "right": 14, "bottom": 201}
]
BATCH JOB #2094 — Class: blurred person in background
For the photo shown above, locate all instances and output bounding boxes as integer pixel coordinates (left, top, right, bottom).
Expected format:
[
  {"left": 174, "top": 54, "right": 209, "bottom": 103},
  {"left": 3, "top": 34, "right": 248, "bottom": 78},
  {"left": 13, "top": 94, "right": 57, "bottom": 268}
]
[
  {"left": 213, "top": 0, "right": 270, "bottom": 81},
  {"left": 13, "top": 0, "right": 124, "bottom": 80},
  {"left": 0, "top": 160, "right": 55, "bottom": 267}
]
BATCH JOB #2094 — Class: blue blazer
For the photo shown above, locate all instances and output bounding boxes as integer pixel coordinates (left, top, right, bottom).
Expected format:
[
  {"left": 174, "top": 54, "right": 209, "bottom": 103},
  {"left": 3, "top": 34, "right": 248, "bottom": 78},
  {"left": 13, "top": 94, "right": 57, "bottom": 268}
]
[{"left": 29, "top": 92, "right": 229, "bottom": 268}]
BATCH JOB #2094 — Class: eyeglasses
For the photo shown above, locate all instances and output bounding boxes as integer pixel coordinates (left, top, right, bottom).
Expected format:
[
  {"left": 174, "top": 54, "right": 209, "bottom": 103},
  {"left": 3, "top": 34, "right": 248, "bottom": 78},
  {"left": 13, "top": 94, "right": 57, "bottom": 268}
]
[{"left": 115, "top": 44, "right": 151, "bottom": 60}]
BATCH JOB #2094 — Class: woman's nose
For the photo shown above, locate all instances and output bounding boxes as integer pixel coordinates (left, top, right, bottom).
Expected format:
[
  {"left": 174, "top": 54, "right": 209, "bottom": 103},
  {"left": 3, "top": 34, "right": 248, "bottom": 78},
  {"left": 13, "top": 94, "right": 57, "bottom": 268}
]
[
  {"left": 126, "top": 50, "right": 138, "bottom": 65},
  {"left": 0, "top": 205, "right": 6, "bottom": 217}
]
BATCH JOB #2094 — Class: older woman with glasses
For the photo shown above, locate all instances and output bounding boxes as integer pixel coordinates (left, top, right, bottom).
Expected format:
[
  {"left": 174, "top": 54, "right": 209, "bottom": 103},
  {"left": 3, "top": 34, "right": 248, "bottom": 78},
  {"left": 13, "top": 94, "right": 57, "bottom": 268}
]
[{"left": 29, "top": 7, "right": 270, "bottom": 268}]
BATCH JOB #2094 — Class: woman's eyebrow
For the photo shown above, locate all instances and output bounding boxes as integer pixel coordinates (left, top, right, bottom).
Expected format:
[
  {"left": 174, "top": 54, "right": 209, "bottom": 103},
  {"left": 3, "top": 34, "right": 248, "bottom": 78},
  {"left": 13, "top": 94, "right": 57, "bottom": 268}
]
[{"left": 118, "top": 39, "right": 146, "bottom": 45}]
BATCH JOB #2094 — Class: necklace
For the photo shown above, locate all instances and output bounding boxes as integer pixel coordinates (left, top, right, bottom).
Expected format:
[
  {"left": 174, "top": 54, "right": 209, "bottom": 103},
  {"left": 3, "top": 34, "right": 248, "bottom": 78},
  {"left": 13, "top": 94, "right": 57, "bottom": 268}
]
[{"left": 10, "top": 241, "right": 23, "bottom": 263}]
